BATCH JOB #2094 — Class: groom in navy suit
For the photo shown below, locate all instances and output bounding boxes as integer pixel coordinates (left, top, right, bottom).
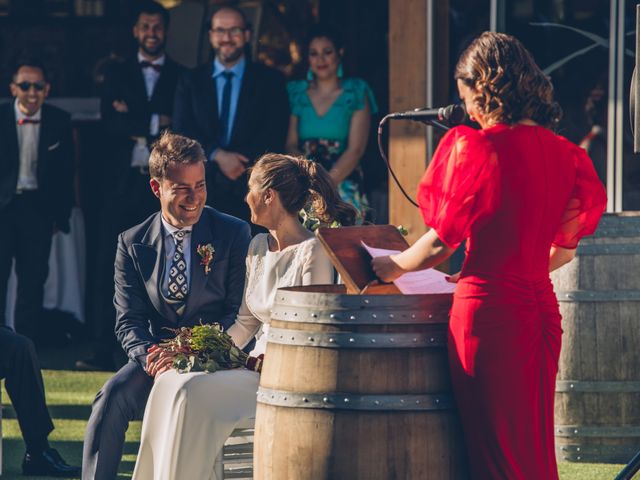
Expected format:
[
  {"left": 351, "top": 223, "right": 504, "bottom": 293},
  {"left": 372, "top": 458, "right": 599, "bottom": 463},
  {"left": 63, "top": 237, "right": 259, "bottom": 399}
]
[{"left": 81, "top": 132, "right": 251, "bottom": 480}]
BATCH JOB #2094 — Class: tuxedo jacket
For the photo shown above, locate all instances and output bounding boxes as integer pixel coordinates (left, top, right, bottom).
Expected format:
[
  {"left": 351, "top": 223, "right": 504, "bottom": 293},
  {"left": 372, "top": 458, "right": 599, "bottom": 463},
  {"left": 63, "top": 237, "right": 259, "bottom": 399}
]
[
  {"left": 114, "top": 206, "right": 251, "bottom": 368},
  {"left": 0, "top": 102, "right": 74, "bottom": 231},
  {"left": 100, "top": 56, "right": 184, "bottom": 186},
  {"left": 173, "top": 61, "right": 289, "bottom": 196}
]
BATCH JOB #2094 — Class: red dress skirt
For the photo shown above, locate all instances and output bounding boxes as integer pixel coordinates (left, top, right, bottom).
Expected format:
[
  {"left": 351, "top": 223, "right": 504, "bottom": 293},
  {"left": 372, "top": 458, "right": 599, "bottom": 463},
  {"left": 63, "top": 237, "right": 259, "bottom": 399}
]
[{"left": 418, "top": 124, "right": 606, "bottom": 479}]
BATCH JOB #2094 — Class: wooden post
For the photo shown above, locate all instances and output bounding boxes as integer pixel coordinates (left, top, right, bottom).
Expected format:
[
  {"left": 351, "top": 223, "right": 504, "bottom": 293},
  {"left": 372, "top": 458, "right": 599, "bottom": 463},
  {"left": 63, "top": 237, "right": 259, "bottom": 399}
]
[{"left": 388, "top": 0, "right": 449, "bottom": 246}]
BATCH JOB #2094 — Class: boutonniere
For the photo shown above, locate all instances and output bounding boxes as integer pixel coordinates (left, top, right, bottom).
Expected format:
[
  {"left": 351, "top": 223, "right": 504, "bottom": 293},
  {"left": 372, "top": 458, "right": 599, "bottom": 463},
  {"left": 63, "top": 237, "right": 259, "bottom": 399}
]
[{"left": 196, "top": 243, "right": 215, "bottom": 275}]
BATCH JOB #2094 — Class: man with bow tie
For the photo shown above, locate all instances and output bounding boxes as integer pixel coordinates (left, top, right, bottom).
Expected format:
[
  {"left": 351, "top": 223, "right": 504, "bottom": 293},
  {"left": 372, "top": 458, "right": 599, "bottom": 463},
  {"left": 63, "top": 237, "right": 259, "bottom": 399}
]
[
  {"left": 0, "top": 58, "right": 74, "bottom": 340},
  {"left": 0, "top": 58, "right": 79, "bottom": 477},
  {"left": 78, "top": 0, "right": 185, "bottom": 371},
  {"left": 81, "top": 131, "right": 251, "bottom": 480}
]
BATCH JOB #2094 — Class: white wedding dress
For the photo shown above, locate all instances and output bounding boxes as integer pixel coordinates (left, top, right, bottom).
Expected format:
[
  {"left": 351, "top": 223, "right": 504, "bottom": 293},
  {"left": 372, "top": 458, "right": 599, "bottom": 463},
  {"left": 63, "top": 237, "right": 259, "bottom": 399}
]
[{"left": 132, "top": 234, "right": 334, "bottom": 480}]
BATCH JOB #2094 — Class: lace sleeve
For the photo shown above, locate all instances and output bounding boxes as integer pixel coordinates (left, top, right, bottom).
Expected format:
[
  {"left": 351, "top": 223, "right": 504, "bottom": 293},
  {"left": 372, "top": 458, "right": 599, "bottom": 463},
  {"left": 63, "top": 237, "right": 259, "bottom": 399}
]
[{"left": 227, "top": 236, "right": 263, "bottom": 349}]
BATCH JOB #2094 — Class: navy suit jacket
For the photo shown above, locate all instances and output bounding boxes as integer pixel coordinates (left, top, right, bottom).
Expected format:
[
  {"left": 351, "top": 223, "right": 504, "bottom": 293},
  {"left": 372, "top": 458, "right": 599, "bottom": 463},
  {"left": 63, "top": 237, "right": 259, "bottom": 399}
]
[
  {"left": 114, "top": 206, "right": 251, "bottom": 367},
  {"left": 0, "top": 103, "right": 74, "bottom": 231},
  {"left": 173, "top": 61, "right": 289, "bottom": 197}
]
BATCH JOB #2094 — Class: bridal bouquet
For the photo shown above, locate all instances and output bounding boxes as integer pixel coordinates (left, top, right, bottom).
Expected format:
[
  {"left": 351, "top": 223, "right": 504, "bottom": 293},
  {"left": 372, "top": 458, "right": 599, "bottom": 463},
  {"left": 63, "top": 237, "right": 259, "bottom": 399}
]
[{"left": 159, "top": 323, "right": 263, "bottom": 374}]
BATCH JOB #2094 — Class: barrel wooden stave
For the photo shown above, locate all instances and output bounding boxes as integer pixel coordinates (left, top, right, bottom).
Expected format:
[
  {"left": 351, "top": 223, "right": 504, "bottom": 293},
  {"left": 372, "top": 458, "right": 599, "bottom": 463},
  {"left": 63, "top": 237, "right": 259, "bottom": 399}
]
[
  {"left": 254, "top": 285, "right": 467, "bottom": 479},
  {"left": 552, "top": 214, "right": 640, "bottom": 463}
]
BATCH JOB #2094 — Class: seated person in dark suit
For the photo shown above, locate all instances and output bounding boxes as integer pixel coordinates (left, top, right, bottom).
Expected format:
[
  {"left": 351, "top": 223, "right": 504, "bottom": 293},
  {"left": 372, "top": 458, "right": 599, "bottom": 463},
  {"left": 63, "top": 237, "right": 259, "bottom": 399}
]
[
  {"left": 0, "top": 326, "right": 80, "bottom": 477},
  {"left": 78, "top": 0, "right": 185, "bottom": 372},
  {"left": 173, "top": 4, "right": 289, "bottom": 226},
  {"left": 81, "top": 132, "right": 251, "bottom": 480}
]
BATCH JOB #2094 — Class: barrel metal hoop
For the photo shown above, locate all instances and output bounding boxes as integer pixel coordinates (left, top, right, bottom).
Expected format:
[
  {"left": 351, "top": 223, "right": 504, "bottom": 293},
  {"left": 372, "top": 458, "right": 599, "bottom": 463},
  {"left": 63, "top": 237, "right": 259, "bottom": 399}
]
[
  {"left": 555, "top": 290, "right": 640, "bottom": 302},
  {"left": 556, "top": 443, "right": 639, "bottom": 461},
  {"left": 555, "top": 425, "right": 640, "bottom": 437},
  {"left": 577, "top": 243, "right": 640, "bottom": 255},
  {"left": 556, "top": 380, "right": 640, "bottom": 392},
  {"left": 267, "top": 327, "right": 447, "bottom": 348},
  {"left": 270, "top": 307, "right": 450, "bottom": 325},
  {"left": 256, "top": 387, "right": 454, "bottom": 411}
]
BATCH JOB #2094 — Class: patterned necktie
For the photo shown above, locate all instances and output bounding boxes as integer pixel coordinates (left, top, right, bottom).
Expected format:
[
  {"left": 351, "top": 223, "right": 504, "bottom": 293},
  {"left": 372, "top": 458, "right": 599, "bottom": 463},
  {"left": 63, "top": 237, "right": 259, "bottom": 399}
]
[
  {"left": 219, "top": 71, "right": 234, "bottom": 147},
  {"left": 167, "top": 230, "right": 189, "bottom": 304}
]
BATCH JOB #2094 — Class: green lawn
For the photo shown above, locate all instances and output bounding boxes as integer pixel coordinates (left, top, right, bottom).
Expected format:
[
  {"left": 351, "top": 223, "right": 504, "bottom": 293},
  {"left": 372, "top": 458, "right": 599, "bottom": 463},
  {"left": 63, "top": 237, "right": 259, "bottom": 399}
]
[{"left": 0, "top": 369, "right": 632, "bottom": 479}]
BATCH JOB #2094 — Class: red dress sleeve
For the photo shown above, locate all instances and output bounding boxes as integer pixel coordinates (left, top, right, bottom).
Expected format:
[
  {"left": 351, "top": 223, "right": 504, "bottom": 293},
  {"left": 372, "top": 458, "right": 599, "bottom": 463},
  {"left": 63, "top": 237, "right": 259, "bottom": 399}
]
[
  {"left": 417, "top": 126, "right": 500, "bottom": 249},
  {"left": 552, "top": 146, "right": 607, "bottom": 249}
]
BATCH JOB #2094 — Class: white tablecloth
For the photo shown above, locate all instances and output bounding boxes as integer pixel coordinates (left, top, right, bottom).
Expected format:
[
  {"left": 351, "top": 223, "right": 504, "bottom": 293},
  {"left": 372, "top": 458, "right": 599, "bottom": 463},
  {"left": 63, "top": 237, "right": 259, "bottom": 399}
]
[{"left": 4, "top": 208, "right": 86, "bottom": 329}]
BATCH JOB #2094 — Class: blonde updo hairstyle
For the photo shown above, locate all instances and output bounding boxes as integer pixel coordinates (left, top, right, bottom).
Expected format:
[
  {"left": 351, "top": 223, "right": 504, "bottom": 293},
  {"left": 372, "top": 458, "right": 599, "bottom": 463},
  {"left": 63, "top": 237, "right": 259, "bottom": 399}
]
[
  {"left": 454, "top": 31, "right": 562, "bottom": 128},
  {"left": 250, "top": 153, "right": 357, "bottom": 227}
]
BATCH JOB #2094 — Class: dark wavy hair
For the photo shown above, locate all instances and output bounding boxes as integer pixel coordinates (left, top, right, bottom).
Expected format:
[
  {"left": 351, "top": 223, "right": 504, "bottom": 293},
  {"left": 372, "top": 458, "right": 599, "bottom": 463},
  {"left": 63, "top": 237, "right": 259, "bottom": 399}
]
[
  {"left": 454, "top": 32, "right": 562, "bottom": 128},
  {"left": 250, "top": 153, "right": 356, "bottom": 227}
]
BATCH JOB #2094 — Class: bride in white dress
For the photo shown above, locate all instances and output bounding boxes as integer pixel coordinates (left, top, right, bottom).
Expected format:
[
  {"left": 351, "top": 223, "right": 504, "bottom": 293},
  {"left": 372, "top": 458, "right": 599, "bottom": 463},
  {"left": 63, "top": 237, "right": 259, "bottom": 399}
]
[{"left": 132, "top": 153, "right": 356, "bottom": 480}]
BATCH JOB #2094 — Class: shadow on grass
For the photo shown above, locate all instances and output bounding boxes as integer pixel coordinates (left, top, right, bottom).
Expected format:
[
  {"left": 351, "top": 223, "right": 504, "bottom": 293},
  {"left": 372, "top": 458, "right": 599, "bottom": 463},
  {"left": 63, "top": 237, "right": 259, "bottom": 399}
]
[
  {"left": 1, "top": 438, "right": 138, "bottom": 480},
  {"left": 1, "top": 404, "right": 92, "bottom": 421}
]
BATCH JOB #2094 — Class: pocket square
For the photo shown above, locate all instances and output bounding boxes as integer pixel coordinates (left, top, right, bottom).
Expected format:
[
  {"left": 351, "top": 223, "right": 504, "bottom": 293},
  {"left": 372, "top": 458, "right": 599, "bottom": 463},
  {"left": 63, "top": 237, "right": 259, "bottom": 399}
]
[{"left": 47, "top": 141, "right": 60, "bottom": 151}]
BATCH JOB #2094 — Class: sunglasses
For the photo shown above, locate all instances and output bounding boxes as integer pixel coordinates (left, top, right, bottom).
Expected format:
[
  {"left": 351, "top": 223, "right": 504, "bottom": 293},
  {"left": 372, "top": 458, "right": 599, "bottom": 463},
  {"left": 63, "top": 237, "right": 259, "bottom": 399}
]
[{"left": 14, "top": 81, "right": 46, "bottom": 92}]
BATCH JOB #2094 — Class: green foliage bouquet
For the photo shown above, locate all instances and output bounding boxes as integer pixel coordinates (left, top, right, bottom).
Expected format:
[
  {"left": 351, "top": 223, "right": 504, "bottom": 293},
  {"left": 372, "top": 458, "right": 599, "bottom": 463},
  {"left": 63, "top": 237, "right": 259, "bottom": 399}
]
[{"left": 159, "top": 323, "right": 263, "bottom": 374}]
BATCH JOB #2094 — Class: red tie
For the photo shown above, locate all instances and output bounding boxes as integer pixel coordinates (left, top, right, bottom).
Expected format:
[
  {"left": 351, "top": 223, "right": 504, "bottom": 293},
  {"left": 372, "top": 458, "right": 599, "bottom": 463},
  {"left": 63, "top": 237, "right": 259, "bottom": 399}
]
[
  {"left": 17, "top": 118, "right": 40, "bottom": 125},
  {"left": 140, "top": 61, "right": 162, "bottom": 72}
]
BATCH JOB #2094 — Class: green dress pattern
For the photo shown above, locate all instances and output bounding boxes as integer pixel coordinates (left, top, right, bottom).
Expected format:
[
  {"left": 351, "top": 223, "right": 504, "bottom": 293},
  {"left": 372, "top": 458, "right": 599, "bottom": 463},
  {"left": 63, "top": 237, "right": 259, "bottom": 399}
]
[{"left": 287, "top": 77, "right": 378, "bottom": 217}]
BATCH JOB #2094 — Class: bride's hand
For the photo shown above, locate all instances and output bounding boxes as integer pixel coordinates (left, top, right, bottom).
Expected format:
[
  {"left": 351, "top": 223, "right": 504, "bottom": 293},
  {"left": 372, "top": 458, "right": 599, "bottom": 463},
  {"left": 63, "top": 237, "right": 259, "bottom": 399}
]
[{"left": 146, "top": 345, "right": 177, "bottom": 378}]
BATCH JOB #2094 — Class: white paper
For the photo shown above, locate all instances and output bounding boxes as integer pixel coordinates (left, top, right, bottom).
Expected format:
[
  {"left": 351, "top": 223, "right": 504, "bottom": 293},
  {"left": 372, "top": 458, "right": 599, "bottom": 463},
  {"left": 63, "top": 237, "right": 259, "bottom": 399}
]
[{"left": 362, "top": 241, "right": 456, "bottom": 295}]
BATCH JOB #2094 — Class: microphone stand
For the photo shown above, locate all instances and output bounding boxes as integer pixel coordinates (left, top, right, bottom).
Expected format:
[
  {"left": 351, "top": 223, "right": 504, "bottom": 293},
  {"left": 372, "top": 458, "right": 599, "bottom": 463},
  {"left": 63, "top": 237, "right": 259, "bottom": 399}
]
[
  {"left": 377, "top": 114, "right": 450, "bottom": 208},
  {"left": 615, "top": 451, "right": 640, "bottom": 480}
]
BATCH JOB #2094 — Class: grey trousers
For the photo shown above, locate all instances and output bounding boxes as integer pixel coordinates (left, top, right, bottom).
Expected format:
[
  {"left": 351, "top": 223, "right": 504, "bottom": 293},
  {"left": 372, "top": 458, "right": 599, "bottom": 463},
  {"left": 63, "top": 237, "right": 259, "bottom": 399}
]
[{"left": 82, "top": 361, "right": 152, "bottom": 480}]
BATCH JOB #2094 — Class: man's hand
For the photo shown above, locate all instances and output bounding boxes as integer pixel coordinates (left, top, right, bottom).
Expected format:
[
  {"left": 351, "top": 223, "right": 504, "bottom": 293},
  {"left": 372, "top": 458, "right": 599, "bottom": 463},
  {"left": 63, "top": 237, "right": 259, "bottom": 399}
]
[
  {"left": 371, "top": 255, "right": 406, "bottom": 283},
  {"left": 159, "top": 114, "right": 171, "bottom": 129},
  {"left": 214, "top": 149, "right": 249, "bottom": 180},
  {"left": 145, "top": 344, "right": 176, "bottom": 379},
  {"left": 112, "top": 100, "right": 129, "bottom": 113}
]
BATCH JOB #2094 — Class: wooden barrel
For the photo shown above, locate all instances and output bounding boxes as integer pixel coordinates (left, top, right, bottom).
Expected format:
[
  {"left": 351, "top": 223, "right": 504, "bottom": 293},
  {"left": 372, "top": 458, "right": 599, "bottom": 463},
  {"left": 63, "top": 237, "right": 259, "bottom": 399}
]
[
  {"left": 254, "top": 285, "right": 468, "bottom": 479},
  {"left": 552, "top": 213, "right": 640, "bottom": 463}
]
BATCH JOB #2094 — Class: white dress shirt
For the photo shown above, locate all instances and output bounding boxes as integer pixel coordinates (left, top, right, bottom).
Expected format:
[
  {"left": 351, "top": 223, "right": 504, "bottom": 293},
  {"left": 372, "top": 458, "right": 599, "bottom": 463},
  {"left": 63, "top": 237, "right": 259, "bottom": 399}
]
[
  {"left": 160, "top": 216, "right": 192, "bottom": 297},
  {"left": 138, "top": 52, "right": 164, "bottom": 137},
  {"left": 14, "top": 99, "right": 41, "bottom": 191}
]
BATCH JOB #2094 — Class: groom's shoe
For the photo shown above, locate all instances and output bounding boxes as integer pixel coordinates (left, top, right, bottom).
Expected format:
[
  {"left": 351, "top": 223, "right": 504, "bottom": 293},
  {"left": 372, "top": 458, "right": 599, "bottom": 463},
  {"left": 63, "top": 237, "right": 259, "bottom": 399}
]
[{"left": 22, "top": 447, "right": 81, "bottom": 477}]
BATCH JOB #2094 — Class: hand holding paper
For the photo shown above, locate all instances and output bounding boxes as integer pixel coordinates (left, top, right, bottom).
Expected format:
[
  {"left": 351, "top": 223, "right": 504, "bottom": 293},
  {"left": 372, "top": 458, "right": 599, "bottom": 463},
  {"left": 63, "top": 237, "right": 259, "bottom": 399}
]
[{"left": 364, "top": 241, "right": 456, "bottom": 295}]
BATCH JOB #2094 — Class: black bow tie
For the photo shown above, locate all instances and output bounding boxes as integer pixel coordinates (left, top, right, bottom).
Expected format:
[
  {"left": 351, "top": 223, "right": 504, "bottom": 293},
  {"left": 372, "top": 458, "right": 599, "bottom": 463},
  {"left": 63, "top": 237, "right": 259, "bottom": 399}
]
[{"left": 140, "top": 61, "right": 162, "bottom": 72}]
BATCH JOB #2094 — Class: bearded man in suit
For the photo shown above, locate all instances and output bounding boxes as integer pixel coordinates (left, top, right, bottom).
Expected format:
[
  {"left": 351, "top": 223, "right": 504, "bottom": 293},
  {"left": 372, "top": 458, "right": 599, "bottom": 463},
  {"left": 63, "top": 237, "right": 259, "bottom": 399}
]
[
  {"left": 77, "top": 0, "right": 185, "bottom": 371},
  {"left": 81, "top": 131, "right": 251, "bottom": 480},
  {"left": 173, "top": 4, "right": 289, "bottom": 225}
]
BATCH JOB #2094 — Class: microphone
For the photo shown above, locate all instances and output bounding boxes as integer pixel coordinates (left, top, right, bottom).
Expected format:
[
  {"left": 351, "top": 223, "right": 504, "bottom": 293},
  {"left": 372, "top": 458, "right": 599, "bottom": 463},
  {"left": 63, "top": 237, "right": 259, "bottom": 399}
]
[{"left": 387, "top": 103, "right": 467, "bottom": 125}]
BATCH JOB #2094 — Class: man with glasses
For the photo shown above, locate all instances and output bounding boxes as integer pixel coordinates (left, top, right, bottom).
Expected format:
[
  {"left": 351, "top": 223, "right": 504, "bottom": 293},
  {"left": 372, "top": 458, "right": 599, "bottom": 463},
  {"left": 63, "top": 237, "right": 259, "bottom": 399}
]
[
  {"left": 76, "top": 0, "right": 184, "bottom": 372},
  {"left": 173, "top": 4, "right": 289, "bottom": 226},
  {"left": 0, "top": 58, "right": 74, "bottom": 341},
  {"left": 0, "top": 57, "right": 78, "bottom": 476}
]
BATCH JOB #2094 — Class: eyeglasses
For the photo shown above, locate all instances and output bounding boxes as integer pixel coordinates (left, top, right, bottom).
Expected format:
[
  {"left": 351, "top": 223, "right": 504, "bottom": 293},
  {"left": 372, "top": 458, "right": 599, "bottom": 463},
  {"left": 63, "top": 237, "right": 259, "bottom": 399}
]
[
  {"left": 211, "top": 26, "right": 245, "bottom": 37},
  {"left": 14, "top": 81, "right": 46, "bottom": 92}
]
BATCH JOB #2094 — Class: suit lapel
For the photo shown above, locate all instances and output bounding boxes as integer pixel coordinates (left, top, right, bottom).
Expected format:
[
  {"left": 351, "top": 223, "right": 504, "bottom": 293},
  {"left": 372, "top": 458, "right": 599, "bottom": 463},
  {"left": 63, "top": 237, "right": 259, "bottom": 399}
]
[
  {"left": 197, "top": 66, "right": 219, "bottom": 135},
  {"left": 4, "top": 105, "right": 19, "bottom": 177},
  {"left": 133, "top": 214, "right": 179, "bottom": 323},
  {"left": 230, "top": 63, "right": 253, "bottom": 145},
  {"left": 36, "top": 105, "right": 52, "bottom": 187},
  {"left": 129, "top": 60, "right": 149, "bottom": 102},
  {"left": 183, "top": 211, "right": 215, "bottom": 320}
]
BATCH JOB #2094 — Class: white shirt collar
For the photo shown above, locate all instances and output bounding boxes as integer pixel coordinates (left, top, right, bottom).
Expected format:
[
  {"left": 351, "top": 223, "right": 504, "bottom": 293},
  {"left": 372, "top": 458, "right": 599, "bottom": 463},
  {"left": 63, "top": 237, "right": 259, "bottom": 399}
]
[
  {"left": 137, "top": 52, "right": 166, "bottom": 66},
  {"left": 161, "top": 215, "right": 192, "bottom": 237}
]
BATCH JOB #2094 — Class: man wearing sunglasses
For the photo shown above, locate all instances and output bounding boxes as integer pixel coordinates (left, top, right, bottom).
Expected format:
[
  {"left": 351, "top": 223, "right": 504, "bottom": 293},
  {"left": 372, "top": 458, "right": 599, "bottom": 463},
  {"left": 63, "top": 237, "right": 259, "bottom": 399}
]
[
  {"left": 76, "top": 0, "right": 184, "bottom": 372},
  {"left": 0, "top": 59, "right": 79, "bottom": 476},
  {"left": 173, "top": 4, "right": 289, "bottom": 228}
]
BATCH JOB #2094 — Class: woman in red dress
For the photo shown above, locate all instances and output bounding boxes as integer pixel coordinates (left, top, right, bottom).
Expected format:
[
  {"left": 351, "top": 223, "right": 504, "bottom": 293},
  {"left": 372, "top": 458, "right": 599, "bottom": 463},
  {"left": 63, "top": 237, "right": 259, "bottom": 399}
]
[{"left": 373, "top": 32, "right": 606, "bottom": 479}]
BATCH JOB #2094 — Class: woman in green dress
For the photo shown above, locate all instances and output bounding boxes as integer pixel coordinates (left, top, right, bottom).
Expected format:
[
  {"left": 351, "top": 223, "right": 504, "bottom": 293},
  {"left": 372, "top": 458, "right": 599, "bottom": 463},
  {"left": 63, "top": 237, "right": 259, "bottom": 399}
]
[{"left": 286, "top": 24, "right": 378, "bottom": 219}]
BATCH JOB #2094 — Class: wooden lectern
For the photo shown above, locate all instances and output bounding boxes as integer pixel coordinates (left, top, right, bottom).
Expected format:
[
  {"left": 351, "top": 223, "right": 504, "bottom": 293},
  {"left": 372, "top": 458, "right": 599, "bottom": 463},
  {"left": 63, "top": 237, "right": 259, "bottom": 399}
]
[{"left": 316, "top": 225, "right": 410, "bottom": 294}]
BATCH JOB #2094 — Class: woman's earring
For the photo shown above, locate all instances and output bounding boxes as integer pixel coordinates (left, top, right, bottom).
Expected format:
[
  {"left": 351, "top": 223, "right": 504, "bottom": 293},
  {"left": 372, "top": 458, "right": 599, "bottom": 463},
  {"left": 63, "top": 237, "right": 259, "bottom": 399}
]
[
  {"left": 306, "top": 69, "right": 314, "bottom": 81},
  {"left": 337, "top": 63, "right": 344, "bottom": 79}
]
